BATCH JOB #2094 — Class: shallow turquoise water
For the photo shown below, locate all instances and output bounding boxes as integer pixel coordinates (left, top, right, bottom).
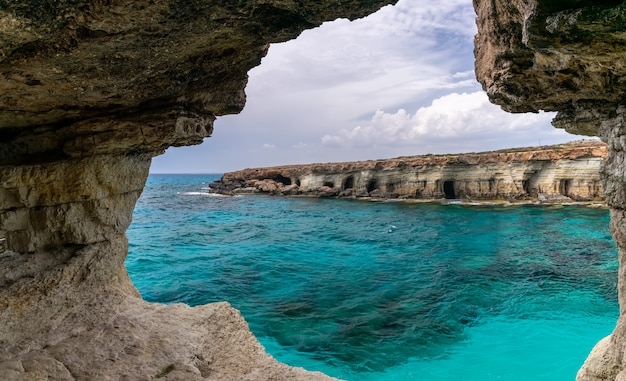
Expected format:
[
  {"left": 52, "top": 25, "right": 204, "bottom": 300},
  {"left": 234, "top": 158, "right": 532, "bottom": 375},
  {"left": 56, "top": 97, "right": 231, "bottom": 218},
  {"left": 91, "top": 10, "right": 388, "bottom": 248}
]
[{"left": 126, "top": 174, "right": 619, "bottom": 380}]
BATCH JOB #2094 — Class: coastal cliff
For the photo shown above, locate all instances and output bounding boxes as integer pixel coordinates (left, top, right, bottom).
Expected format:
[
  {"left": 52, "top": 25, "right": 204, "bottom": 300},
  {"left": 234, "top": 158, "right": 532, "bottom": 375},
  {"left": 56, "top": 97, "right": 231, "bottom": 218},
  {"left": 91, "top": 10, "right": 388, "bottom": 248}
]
[
  {"left": 2, "top": 0, "right": 626, "bottom": 380},
  {"left": 211, "top": 141, "right": 607, "bottom": 202}
]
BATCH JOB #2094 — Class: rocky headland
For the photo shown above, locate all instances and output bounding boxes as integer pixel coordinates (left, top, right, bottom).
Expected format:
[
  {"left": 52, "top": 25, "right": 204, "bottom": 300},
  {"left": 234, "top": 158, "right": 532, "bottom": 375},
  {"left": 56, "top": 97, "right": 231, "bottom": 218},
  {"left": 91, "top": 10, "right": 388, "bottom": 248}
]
[
  {"left": 210, "top": 140, "right": 607, "bottom": 203},
  {"left": 2, "top": 0, "right": 626, "bottom": 380}
]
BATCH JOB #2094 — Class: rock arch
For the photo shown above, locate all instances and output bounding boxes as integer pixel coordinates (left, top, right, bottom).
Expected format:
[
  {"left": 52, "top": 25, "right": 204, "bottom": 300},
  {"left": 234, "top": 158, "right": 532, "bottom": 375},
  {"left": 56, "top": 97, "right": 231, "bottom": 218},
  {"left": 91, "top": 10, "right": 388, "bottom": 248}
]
[{"left": 2, "top": 0, "right": 626, "bottom": 379}]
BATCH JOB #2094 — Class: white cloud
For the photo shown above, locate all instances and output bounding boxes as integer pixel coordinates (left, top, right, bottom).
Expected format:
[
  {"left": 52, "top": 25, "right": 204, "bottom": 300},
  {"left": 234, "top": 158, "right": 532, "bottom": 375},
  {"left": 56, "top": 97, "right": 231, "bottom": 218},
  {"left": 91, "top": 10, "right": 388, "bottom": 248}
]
[
  {"left": 242, "top": 0, "right": 479, "bottom": 131},
  {"left": 151, "top": 0, "right": 579, "bottom": 173},
  {"left": 361, "top": 0, "right": 477, "bottom": 38},
  {"left": 321, "top": 91, "right": 567, "bottom": 151}
]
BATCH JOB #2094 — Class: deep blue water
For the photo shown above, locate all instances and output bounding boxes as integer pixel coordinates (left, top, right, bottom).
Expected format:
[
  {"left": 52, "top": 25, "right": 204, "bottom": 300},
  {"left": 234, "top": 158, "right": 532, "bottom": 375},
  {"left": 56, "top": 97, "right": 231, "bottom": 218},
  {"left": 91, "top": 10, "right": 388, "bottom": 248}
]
[{"left": 126, "top": 174, "right": 619, "bottom": 380}]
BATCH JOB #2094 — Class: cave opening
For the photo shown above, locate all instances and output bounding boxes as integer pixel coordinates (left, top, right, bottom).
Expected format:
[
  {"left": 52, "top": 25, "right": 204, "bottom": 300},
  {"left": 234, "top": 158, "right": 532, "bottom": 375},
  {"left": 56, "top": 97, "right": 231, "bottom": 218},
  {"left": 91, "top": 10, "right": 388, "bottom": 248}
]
[
  {"left": 559, "top": 179, "right": 573, "bottom": 196},
  {"left": 366, "top": 179, "right": 378, "bottom": 193},
  {"left": 7, "top": 0, "right": 624, "bottom": 379},
  {"left": 343, "top": 175, "right": 354, "bottom": 190},
  {"left": 272, "top": 174, "right": 292, "bottom": 186},
  {"left": 323, "top": 181, "right": 335, "bottom": 188},
  {"left": 443, "top": 180, "right": 456, "bottom": 199},
  {"left": 489, "top": 178, "right": 497, "bottom": 192}
]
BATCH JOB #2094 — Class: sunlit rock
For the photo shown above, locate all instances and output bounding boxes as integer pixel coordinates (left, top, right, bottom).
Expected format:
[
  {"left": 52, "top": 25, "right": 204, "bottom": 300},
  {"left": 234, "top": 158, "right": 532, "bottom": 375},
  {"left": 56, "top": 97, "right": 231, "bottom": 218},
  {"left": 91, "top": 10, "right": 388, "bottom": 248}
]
[{"left": 211, "top": 141, "right": 607, "bottom": 203}]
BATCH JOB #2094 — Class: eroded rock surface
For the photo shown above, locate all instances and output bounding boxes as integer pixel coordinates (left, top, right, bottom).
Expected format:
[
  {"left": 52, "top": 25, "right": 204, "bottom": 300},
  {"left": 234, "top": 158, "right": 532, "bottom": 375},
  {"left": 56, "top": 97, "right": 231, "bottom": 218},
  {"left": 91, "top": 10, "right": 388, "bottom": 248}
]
[
  {"left": 0, "top": 1, "right": 396, "bottom": 379},
  {"left": 211, "top": 140, "right": 607, "bottom": 202},
  {"left": 474, "top": 1, "right": 626, "bottom": 379},
  {"left": 4, "top": 0, "right": 626, "bottom": 379}
]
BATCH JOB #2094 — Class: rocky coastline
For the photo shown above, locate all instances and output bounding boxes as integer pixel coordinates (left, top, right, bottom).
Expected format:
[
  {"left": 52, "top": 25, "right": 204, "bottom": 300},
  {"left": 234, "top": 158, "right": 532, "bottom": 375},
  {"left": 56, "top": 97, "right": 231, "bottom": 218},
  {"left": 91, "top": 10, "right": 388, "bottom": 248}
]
[
  {"left": 210, "top": 140, "right": 608, "bottom": 204},
  {"left": 3, "top": 0, "right": 626, "bottom": 380}
]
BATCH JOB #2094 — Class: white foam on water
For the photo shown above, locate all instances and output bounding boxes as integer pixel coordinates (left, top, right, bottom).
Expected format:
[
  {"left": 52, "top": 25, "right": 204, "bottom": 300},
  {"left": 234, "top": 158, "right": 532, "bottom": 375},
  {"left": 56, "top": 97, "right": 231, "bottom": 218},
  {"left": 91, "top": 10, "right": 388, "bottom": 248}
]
[{"left": 177, "top": 191, "right": 231, "bottom": 197}]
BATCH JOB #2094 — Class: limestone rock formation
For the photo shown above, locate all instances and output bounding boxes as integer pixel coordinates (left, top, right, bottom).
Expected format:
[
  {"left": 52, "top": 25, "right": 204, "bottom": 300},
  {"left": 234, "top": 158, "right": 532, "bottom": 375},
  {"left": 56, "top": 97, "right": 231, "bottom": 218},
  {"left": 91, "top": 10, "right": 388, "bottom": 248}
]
[
  {"left": 0, "top": 1, "right": 395, "bottom": 380},
  {"left": 210, "top": 141, "right": 607, "bottom": 203},
  {"left": 474, "top": 1, "right": 626, "bottom": 379},
  {"left": 4, "top": 0, "right": 626, "bottom": 379}
]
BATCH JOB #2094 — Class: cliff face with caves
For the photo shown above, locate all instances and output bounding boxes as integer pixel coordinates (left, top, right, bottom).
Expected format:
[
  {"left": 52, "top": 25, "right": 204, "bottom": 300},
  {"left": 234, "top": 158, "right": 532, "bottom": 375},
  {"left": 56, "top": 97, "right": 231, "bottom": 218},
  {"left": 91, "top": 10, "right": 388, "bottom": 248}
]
[
  {"left": 211, "top": 141, "right": 607, "bottom": 202},
  {"left": 1, "top": 0, "right": 625, "bottom": 380}
]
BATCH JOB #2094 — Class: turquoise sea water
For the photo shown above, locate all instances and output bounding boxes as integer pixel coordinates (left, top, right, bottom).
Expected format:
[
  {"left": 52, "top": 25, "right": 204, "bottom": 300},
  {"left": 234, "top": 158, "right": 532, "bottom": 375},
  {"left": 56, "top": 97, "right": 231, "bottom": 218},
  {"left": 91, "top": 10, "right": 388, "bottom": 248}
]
[{"left": 126, "top": 174, "right": 619, "bottom": 380}]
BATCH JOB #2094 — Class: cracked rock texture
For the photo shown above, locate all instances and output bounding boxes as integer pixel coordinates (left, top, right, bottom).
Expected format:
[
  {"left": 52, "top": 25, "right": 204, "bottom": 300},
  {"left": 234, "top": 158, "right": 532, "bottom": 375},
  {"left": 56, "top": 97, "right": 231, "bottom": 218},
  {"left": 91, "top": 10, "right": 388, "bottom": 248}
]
[
  {"left": 0, "top": 0, "right": 396, "bottom": 379},
  {"left": 211, "top": 140, "right": 607, "bottom": 202},
  {"left": 474, "top": 0, "right": 626, "bottom": 379}
]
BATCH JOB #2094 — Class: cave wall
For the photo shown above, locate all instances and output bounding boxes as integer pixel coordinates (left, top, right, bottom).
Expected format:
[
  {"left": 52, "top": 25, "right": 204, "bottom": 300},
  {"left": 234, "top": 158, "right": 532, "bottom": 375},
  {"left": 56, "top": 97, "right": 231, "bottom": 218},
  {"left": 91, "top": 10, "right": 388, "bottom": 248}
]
[{"left": 474, "top": 1, "right": 626, "bottom": 379}]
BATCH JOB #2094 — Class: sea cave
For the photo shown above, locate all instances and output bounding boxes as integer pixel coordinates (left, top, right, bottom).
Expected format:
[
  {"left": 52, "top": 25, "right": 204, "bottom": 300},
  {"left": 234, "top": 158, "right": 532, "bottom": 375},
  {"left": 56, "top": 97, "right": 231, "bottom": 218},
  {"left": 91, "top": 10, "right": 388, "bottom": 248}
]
[{"left": 1, "top": 0, "right": 626, "bottom": 380}]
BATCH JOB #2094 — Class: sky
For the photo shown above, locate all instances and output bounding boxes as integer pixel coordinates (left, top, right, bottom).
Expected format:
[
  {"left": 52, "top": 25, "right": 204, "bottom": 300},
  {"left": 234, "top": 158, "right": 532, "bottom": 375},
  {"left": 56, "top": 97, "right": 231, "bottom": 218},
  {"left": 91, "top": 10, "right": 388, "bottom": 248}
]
[{"left": 151, "top": 0, "right": 579, "bottom": 174}]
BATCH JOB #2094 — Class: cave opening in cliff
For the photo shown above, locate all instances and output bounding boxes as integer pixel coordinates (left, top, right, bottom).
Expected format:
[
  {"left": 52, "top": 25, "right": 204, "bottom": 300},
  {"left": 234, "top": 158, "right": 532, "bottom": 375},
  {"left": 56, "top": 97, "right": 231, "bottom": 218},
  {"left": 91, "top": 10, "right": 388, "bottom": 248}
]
[
  {"left": 323, "top": 181, "right": 335, "bottom": 188},
  {"left": 343, "top": 175, "right": 354, "bottom": 190},
  {"left": 443, "top": 180, "right": 456, "bottom": 199},
  {"left": 367, "top": 179, "right": 378, "bottom": 193},
  {"left": 559, "top": 179, "right": 573, "bottom": 197},
  {"left": 272, "top": 174, "right": 292, "bottom": 186}
]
